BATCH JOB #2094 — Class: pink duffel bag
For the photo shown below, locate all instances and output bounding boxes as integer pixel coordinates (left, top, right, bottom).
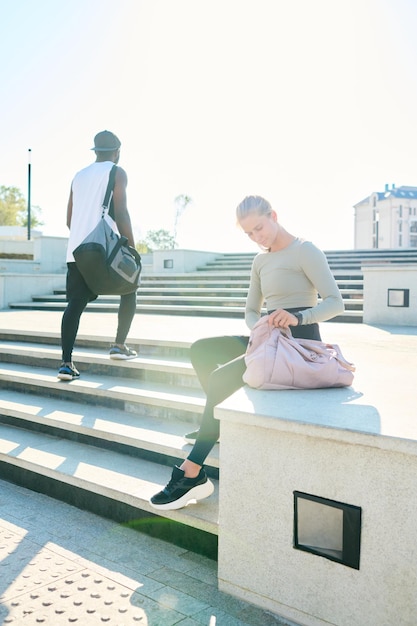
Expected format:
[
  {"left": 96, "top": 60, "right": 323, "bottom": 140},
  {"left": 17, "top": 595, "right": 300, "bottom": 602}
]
[{"left": 243, "top": 316, "right": 355, "bottom": 390}]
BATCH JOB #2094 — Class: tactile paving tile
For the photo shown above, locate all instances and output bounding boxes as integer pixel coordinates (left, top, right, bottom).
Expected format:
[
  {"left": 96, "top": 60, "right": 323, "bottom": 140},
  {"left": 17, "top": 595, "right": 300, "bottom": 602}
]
[
  {"left": 0, "top": 527, "right": 84, "bottom": 602},
  {"left": 1, "top": 569, "right": 148, "bottom": 624},
  {"left": 0, "top": 528, "right": 147, "bottom": 624}
]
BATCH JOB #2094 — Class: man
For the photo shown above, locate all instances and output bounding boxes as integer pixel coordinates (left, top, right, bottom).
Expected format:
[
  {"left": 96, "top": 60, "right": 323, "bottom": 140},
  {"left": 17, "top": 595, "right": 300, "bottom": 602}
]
[{"left": 58, "top": 130, "right": 138, "bottom": 381}]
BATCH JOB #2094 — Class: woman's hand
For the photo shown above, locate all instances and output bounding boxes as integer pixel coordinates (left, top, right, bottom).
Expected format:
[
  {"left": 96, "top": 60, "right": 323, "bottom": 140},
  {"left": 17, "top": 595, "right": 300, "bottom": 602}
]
[{"left": 268, "top": 309, "right": 299, "bottom": 328}]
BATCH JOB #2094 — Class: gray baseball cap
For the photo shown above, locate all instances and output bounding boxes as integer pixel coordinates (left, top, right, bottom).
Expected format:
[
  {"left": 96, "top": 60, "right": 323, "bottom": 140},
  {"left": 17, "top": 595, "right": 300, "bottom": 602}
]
[{"left": 91, "top": 130, "right": 121, "bottom": 152}]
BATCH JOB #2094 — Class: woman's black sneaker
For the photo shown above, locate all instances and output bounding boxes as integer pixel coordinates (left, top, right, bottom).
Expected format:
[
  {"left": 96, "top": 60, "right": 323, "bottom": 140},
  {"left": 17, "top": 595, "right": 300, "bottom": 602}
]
[{"left": 149, "top": 466, "right": 214, "bottom": 510}]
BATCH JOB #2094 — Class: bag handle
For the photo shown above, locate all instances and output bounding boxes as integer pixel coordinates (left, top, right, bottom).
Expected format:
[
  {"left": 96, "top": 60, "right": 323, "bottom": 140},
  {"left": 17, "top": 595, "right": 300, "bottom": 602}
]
[
  {"left": 101, "top": 165, "right": 117, "bottom": 218},
  {"left": 278, "top": 327, "right": 356, "bottom": 372}
]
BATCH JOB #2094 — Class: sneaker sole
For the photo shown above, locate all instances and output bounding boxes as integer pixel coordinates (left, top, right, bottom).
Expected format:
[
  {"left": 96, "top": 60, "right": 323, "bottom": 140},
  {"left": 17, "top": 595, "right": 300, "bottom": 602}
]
[
  {"left": 109, "top": 354, "right": 137, "bottom": 360},
  {"left": 57, "top": 373, "right": 76, "bottom": 381},
  {"left": 150, "top": 479, "right": 215, "bottom": 511}
]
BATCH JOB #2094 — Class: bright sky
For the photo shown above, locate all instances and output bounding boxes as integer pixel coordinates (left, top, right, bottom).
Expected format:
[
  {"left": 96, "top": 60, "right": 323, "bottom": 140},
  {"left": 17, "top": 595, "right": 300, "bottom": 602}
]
[{"left": 1, "top": 0, "right": 417, "bottom": 253}]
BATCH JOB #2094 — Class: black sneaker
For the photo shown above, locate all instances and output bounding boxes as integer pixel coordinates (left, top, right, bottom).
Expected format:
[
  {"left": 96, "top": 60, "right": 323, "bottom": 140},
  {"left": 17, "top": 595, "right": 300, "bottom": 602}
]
[
  {"left": 109, "top": 344, "right": 137, "bottom": 360},
  {"left": 184, "top": 430, "right": 220, "bottom": 444},
  {"left": 57, "top": 362, "right": 80, "bottom": 381},
  {"left": 150, "top": 466, "right": 214, "bottom": 510}
]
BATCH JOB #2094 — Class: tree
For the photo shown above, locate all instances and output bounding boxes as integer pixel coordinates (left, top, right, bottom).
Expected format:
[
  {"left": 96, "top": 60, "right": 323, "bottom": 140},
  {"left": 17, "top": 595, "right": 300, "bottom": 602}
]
[
  {"left": 142, "top": 229, "right": 176, "bottom": 251},
  {"left": 135, "top": 195, "right": 193, "bottom": 252},
  {"left": 173, "top": 194, "right": 192, "bottom": 243},
  {"left": 0, "top": 186, "right": 24, "bottom": 226},
  {"left": 0, "top": 185, "right": 43, "bottom": 227},
  {"left": 135, "top": 240, "right": 150, "bottom": 254}
]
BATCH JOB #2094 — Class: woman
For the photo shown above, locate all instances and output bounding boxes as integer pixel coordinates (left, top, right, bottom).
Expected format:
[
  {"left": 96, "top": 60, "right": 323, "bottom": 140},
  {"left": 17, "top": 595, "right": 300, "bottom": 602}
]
[{"left": 150, "top": 195, "right": 344, "bottom": 510}]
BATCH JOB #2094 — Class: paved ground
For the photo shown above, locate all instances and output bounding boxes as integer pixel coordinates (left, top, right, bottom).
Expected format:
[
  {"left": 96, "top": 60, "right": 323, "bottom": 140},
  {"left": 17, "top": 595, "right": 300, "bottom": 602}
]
[
  {"left": 0, "top": 309, "right": 416, "bottom": 625},
  {"left": 0, "top": 477, "right": 294, "bottom": 626}
]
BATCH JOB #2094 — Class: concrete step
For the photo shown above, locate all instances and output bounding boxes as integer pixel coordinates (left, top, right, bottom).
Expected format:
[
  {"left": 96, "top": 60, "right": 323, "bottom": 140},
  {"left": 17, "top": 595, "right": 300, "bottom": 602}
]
[
  {"left": 0, "top": 422, "right": 219, "bottom": 557},
  {"left": 28, "top": 293, "right": 364, "bottom": 310},
  {"left": 150, "top": 270, "right": 252, "bottom": 279},
  {"left": 7, "top": 300, "right": 250, "bottom": 317},
  {"left": 0, "top": 360, "right": 205, "bottom": 422},
  {"left": 31, "top": 294, "right": 251, "bottom": 307},
  {"left": 0, "top": 329, "right": 191, "bottom": 357},
  {"left": 39, "top": 286, "right": 364, "bottom": 300},
  {"left": 0, "top": 340, "right": 199, "bottom": 387},
  {"left": 113, "top": 289, "right": 364, "bottom": 302},
  {"left": 136, "top": 287, "right": 251, "bottom": 296},
  {"left": 141, "top": 275, "right": 363, "bottom": 285},
  {"left": 0, "top": 387, "right": 219, "bottom": 472},
  {"left": 6, "top": 300, "right": 362, "bottom": 321},
  {"left": 0, "top": 329, "right": 219, "bottom": 556},
  {"left": 217, "top": 249, "right": 417, "bottom": 260}
]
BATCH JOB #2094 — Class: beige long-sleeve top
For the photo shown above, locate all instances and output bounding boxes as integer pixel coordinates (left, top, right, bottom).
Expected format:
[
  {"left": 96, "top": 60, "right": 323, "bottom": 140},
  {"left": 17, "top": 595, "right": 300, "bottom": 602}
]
[{"left": 245, "top": 238, "right": 344, "bottom": 329}]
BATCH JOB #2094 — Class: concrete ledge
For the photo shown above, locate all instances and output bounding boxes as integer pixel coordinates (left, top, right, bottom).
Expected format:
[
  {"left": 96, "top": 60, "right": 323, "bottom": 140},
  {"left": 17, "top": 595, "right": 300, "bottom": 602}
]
[{"left": 215, "top": 323, "right": 417, "bottom": 626}]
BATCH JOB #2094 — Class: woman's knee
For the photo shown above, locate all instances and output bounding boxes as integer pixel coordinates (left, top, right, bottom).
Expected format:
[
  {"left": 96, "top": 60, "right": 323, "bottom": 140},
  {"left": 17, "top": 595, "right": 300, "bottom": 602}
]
[{"left": 190, "top": 337, "right": 217, "bottom": 367}]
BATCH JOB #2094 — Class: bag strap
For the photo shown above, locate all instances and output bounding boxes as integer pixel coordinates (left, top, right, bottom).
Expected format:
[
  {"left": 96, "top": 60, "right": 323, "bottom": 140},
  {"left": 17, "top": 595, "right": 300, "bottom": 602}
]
[{"left": 101, "top": 165, "right": 117, "bottom": 217}]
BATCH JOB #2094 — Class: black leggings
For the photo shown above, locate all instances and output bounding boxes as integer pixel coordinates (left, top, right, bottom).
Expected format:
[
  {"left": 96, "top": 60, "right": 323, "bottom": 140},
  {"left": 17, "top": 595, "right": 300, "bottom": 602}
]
[
  {"left": 187, "top": 315, "right": 321, "bottom": 467},
  {"left": 61, "top": 263, "right": 137, "bottom": 362}
]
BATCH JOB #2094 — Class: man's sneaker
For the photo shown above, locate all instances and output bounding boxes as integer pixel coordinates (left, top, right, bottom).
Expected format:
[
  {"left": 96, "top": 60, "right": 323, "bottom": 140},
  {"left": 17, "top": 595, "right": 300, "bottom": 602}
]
[
  {"left": 184, "top": 430, "right": 220, "bottom": 444},
  {"left": 57, "top": 362, "right": 80, "bottom": 381},
  {"left": 149, "top": 466, "right": 214, "bottom": 510},
  {"left": 109, "top": 344, "right": 137, "bottom": 360}
]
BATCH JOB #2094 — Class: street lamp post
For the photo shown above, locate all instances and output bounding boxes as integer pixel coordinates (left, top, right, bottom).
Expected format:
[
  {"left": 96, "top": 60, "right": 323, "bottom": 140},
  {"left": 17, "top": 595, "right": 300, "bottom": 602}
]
[{"left": 27, "top": 148, "right": 31, "bottom": 240}]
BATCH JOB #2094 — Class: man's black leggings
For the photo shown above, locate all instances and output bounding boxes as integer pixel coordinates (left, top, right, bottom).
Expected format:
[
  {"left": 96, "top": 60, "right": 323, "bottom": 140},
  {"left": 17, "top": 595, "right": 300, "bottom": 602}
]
[{"left": 61, "top": 264, "right": 137, "bottom": 362}]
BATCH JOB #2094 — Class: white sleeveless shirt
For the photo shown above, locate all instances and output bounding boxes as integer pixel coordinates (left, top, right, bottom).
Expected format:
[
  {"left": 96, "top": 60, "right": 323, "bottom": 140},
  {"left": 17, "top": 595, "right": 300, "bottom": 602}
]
[{"left": 66, "top": 161, "right": 118, "bottom": 263}]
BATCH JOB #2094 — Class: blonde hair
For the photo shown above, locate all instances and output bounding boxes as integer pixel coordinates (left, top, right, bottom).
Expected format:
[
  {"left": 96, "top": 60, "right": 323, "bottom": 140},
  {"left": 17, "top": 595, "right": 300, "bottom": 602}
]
[{"left": 236, "top": 195, "right": 273, "bottom": 222}]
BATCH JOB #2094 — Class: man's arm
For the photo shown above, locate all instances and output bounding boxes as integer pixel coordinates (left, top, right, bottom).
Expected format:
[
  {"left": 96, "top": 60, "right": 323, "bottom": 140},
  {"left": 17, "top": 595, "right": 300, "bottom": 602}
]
[
  {"left": 66, "top": 188, "right": 73, "bottom": 229},
  {"left": 112, "top": 167, "right": 135, "bottom": 247}
]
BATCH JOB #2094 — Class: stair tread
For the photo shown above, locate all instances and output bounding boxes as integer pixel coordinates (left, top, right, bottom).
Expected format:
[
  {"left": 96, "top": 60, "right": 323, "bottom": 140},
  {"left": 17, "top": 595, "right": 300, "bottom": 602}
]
[
  {"left": 0, "top": 329, "right": 192, "bottom": 350},
  {"left": 0, "top": 341, "right": 194, "bottom": 374},
  {"left": 8, "top": 301, "right": 361, "bottom": 316},
  {"left": 33, "top": 295, "right": 251, "bottom": 303},
  {"left": 0, "top": 361, "right": 205, "bottom": 409},
  {"left": 0, "top": 422, "right": 218, "bottom": 534},
  {"left": 0, "top": 388, "right": 219, "bottom": 466},
  {"left": 9, "top": 302, "right": 247, "bottom": 311}
]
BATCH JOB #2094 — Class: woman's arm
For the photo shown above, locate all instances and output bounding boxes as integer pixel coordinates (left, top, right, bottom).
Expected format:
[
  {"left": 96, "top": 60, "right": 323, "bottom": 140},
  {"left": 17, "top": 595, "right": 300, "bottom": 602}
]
[
  {"left": 245, "top": 258, "right": 265, "bottom": 329},
  {"left": 297, "top": 242, "right": 344, "bottom": 325},
  {"left": 66, "top": 188, "right": 73, "bottom": 229}
]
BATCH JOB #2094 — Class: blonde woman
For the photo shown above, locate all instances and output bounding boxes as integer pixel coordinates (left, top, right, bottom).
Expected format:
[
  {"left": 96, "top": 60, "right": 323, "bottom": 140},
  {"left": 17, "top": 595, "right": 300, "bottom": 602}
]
[{"left": 150, "top": 195, "right": 344, "bottom": 510}]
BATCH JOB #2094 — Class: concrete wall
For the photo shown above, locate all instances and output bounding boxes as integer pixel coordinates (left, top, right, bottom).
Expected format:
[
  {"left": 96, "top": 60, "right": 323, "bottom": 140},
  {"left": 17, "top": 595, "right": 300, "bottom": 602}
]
[
  {"left": 0, "top": 273, "right": 66, "bottom": 309},
  {"left": 0, "top": 235, "right": 67, "bottom": 273},
  {"left": 0, "top": 226, "right": 42, "bottom": 239},
  {"left": 0, "top": 235, "right": 68, "bottom": 309},
  {"left": 33, "top": 236, "right": 68, "bottom": 273},
  {"left": 215, "top": 369, "right": 417, "bottom": 626},
  {"left": 152, "top": 249, "right": 218, "bottom": 273},
  {"left": 362, "top": 264, "right": 417, "bottom": 325},
  {"left": 354, "top": 204, "right": 373, "bottom": 249},
  {"left": 0, "top": 239, "right": 34, "bottom": 258},
  {"left": 217, "top": 415, "right": 417, "bottom": 626}
]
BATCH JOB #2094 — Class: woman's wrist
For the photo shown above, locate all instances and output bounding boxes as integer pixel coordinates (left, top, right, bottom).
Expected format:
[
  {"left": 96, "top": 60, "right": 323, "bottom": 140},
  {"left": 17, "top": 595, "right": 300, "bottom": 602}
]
[{"left": 293, "top": 311, "right": 303, "bottom": 325}]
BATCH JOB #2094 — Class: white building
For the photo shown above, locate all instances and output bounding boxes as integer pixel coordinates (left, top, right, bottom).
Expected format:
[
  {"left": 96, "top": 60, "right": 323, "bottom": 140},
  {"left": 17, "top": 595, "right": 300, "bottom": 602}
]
[{"left": 354, "top": 184, "right": 417, "bottom": 249}]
